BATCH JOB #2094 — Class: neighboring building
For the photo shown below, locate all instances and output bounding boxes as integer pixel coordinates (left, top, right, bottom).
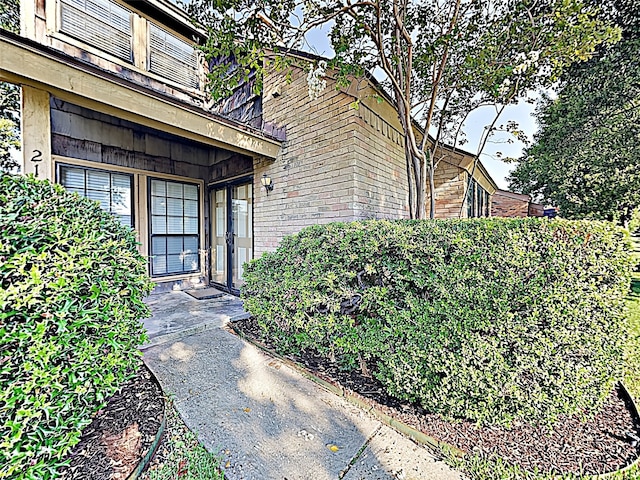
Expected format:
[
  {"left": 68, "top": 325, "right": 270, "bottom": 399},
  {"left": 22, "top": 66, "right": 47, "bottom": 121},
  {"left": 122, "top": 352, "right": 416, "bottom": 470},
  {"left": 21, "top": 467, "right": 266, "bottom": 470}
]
[
  {"left": 543, "top": 207, "right": 559, "bottom": 218},
  {"left": 2, "top": 0, "right": 496, "bottom": 292},
  {"left": 529, "top": 202, "right": 545, "bottom": 217},
  {"left": 492, "top": 189, "right": 544, "bottom": 218}
]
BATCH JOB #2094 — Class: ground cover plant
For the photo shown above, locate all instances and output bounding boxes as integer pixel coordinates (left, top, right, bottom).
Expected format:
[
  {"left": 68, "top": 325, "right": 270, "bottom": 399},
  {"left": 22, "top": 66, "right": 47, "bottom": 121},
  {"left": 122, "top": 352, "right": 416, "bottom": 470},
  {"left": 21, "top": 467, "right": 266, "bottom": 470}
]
[
  {"left": 141, "top": 398, "right": 224, "bottom": 480},
  {"left": 0, "top": 173, "right": 153, "bottom": 479},
  {"left": 243, "top": 218, "right": 633, "bottom": 428}
]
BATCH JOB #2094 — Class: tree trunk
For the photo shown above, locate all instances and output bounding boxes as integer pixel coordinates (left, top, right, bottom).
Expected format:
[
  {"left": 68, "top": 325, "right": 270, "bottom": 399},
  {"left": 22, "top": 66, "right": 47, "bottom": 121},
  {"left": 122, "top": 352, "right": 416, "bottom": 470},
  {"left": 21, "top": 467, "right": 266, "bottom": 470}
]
[
  {"left": 398, "top": 105, "right": 427, "bottom": 219},
  {"left": 404, "top": 139, "right": 417, "bottom": 219},
  {"left": 417, "top": 152, "right": 427, "bottom": 219},
  {"left": 401, "top": 133, "right": 428, "bottom": 220},
  {"left": 428, "top": 167, "right": 435, "bottom": 219},
  {"left": 427, "top": 150, "right": 435, "bottom": 219}
]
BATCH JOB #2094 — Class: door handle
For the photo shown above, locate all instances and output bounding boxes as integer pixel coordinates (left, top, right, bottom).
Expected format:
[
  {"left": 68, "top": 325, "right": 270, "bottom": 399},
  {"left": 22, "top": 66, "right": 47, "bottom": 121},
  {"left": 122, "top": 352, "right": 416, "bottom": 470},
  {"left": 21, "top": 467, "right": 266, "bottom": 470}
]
[{"left": 225, "top": 231, "right": 234, "bottom": 246}]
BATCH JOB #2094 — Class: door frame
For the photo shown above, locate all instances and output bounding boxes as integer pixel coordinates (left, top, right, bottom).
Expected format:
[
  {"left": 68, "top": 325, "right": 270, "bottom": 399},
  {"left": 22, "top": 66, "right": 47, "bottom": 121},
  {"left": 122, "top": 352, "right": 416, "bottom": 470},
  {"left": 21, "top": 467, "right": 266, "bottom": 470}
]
[{"left": 208, "top": 175, "right": 253, "bottom": 294}]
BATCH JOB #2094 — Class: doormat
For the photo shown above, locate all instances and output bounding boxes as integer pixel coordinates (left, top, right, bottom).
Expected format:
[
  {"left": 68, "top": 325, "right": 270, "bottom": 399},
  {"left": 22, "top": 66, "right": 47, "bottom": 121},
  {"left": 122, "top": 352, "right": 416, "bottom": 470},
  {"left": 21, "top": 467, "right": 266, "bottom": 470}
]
[{"left": 185, "top": 287, "right": 226, "bottom": 300}]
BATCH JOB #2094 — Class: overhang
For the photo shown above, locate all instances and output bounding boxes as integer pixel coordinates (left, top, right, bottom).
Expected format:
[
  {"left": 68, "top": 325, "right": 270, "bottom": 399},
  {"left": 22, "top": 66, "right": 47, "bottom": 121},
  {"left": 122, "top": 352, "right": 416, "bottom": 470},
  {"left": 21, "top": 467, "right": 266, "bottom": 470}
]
[
  {"left": 445, "top": 151, "right": 499, "bottom": 195},
  {"left": 0, "top": 30, "right": 281, "bottom": 159}
]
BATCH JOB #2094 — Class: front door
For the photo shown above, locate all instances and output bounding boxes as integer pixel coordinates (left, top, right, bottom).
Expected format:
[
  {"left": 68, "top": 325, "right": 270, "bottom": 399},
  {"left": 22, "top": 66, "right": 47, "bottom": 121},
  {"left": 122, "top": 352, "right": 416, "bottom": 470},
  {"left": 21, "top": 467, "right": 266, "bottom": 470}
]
[{"left": 211, "top": 180, "right": 253, "bottom": 293}]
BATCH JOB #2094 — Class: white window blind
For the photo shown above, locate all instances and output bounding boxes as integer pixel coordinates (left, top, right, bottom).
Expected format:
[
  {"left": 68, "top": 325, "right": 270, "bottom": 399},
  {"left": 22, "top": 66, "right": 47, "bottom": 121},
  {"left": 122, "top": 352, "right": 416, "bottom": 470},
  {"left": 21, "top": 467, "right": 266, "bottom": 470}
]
[
  {"left": 59, "top": 165, "right": 134, "bottom": 227},
  {"left": 60, "top": 0, "right": 133, "bottom": 62},
  {"left": 149, "top": 23, "right": 199, "bottom": 89},
  {"left": 149, "top": 179, "right": 199, "bottom": 276}
]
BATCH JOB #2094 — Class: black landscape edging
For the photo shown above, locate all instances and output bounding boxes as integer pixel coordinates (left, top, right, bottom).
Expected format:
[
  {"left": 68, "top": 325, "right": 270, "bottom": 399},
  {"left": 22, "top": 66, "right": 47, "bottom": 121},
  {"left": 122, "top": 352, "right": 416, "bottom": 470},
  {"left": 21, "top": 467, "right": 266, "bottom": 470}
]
[
  {"left": 228, "top": 322, "right": 640, "bottom": 478},
  {"left": 126, "top": 366, "right": 166, "bottom": 480},
  {"left": 591, "top": 383, "right": 640, "bottom": 479}
]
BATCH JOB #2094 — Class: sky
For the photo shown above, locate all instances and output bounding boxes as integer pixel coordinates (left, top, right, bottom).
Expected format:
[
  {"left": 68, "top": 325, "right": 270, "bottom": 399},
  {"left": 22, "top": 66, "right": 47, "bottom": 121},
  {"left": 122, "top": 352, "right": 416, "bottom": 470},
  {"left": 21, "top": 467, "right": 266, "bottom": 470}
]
[{"left": 304, "top": 25, "right": 540, "bottom": 191}]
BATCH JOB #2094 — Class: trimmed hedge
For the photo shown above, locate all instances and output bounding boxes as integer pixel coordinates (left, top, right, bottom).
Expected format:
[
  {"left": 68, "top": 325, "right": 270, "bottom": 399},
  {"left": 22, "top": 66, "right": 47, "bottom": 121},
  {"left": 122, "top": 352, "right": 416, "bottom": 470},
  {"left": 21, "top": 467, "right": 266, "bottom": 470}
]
[
  {"left": 243, "top": 219, "right": 633, "bottom": 426},
  {"left": 0, "top": 174, "right": 153, "bottom": 479}
]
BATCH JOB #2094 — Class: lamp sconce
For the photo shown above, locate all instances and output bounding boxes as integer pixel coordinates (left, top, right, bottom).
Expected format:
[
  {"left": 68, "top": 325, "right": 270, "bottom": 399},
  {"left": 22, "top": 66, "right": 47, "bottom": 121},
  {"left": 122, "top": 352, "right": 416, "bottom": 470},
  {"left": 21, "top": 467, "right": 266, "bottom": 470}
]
[{"left": 261, "top": 173, "right": 274, "bottom": 194}]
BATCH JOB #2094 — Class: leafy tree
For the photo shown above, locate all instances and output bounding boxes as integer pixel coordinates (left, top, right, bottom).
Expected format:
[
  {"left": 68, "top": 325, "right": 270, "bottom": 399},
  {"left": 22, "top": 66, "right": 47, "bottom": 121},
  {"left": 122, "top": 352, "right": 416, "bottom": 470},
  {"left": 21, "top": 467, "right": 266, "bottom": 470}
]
[
  {"left": 187, "top": 0, "right": 619, "bottom": 218},
  {"left": 0, "top": 119, "right": 19, "bottom": 172},
  {"left": 0, "top": 0, "right": 19, "bottom": 30},
  {"left": 508, "top": 0, "right": 640, "bottom": 226},
  {"left": 0, "top": 0, "right": 20, "bottom": 173}
]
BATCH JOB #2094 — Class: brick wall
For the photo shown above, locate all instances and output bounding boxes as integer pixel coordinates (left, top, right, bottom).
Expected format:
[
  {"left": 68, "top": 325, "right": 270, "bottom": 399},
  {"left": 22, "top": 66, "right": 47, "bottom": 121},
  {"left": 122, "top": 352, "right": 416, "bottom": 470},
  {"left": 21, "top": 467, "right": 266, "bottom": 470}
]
[
  {"left": 255, "top": 66, "right": 499, "bottom": 255},
  {"left": 427, "top": 158, "right": 468, "bottom": 219},
  {"left": 528, "top": 202, "right": 544, "bottom": 217},
  {"left": 254, "top": 68, "right": 361, "bottom": 255},
  {"left": 492, "top": 190, "right": 531, "bottom": 217},
  {"left": 352, "top": 104, "right": 409, "bottom": 219}
]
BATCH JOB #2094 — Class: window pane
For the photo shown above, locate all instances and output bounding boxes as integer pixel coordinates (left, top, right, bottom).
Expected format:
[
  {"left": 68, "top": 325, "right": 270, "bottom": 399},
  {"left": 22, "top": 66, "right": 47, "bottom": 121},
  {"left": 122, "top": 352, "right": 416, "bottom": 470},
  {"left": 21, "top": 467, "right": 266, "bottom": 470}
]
[
  {"left": 111, "top": 187, "right": 131, "bottom": 215},
  {"left": 167, "top": 182, "right": 183, "bottom": 198},
  {"left": 167, "top": 236, "right": 183, "bottom": 254},
  {"left": 167, "top": 216, "right": 183, "bottom": 234},
  {"left": 87, "top": 169, "right": 110, "bottom": 191},
  {"left": 86, "top": 189, "right": 110, "bottom": 210},
  {"left": 60, "top": 167, "right": 86, "bottom": 191},
  {"left": 111, "top": 173, "right": 130, "bottom": 189},
  {"left": 151, "top": 236, "right": 166, "bottom": 255},
  {"left": 151, "top": 179, "right": 166, "bottom": 196},
  {"left": 184, "top": 184, "right": 198, "bottom": 200},
  {"left": 117, "top": 215, "right": 132, "bottom": 226},
  {"left": 167, "top": 197, "right": 183, "bottom": 216},
  {"left": 184, "top": 216, "right": 198, "bottom": 234},
  {"left": 184, "top": 200, "right": 198, "bottom": 217},
  {"left": 167, "top": 254, "right": 183, "bottom": 273},
  {"left": 148, "top": 178, "right": 200, "bottom": 276},
  {"left": 60, "top": 0, "right": 133, "bottom": 62},
  {"left": 149, "top": 23, "right": 198, "bottom": 89},
  {"left": 215, "top": 245, "right": 225, "bottom": 274},
  {"left": 152, "top": 215, "right": 167, "bottom": 234},
  {"left": 152, "top": 255, "right": 167, "bottom": 275},
  {"left": 183, "top": 236, "right": 198, "bottom": 253},
  {"left": 216, "top": 206, "right": 225, "bottom": 237},
  {"left": 183, "top": 253, "right": 198, "bottom": 272},
  {"left": 151, "top": 196, "right": 166, "bottom": 215},
  {"left": 237, "top": 247, "right": 247, "bottom": 281},
  {"left": 59, "top": 166, "right": 132, "bottom": 227}
]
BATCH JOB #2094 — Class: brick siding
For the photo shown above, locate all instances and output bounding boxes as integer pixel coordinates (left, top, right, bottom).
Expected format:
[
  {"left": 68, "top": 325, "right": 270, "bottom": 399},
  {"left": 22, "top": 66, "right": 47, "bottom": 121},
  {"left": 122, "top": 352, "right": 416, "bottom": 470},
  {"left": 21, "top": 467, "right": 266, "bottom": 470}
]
[{"left": 492, "top": 190, "right": 531, "bottom": 217}]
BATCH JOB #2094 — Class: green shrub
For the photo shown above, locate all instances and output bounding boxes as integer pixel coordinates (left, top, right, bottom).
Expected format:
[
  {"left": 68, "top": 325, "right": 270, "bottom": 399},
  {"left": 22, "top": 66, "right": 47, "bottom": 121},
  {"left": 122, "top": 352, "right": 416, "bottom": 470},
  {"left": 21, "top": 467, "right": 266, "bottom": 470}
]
[
  {"left": 0, "top": 174, "right": 153, "bottom": 479},
  {"left": 243, "top": 218, "right": 633, "bottom": 426}
]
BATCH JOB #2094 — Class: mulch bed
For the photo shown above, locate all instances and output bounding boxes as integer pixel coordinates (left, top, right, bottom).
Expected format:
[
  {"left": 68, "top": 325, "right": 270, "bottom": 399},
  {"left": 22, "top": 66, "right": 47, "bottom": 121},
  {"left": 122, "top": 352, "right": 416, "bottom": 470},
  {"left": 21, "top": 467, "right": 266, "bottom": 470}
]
[
  {"left": 58, "top": 362, "right": 164, "bottom": 480},
  {"left": 232, "top": 316, "right": 640, "bottom": 477}
]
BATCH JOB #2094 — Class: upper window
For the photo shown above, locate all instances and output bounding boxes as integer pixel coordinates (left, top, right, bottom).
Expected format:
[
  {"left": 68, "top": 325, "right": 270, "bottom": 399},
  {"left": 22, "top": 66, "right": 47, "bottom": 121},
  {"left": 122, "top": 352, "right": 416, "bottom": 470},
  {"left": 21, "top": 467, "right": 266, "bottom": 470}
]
[
  {"left": 149, "top": 179, "right": 200, "bottom": 276},
  {"left": 60, "top": 0, "right": 133, "bottom": 62},
  {"left": 58, "top": 164, "right": 134, "bottom": 227},
  {"left": 149, "top": 23, "right": 199, "bottom": 89}
]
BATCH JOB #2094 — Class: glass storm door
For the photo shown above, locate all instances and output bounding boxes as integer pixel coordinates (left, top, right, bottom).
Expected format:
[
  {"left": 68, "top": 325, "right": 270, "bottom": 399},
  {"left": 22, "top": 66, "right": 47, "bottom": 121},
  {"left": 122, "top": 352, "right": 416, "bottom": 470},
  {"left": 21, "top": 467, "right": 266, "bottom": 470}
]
[{"left": 211, "top": 181, "right": 253, "bottom": 291}]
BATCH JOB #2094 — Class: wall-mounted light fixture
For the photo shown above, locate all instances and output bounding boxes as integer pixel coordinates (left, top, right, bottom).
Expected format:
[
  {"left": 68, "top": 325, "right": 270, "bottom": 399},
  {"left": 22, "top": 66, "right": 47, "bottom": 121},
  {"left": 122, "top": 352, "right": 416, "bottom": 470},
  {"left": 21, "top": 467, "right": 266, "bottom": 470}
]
[{"left": 261, "top": 173, "right": 274, "bottom": 194}]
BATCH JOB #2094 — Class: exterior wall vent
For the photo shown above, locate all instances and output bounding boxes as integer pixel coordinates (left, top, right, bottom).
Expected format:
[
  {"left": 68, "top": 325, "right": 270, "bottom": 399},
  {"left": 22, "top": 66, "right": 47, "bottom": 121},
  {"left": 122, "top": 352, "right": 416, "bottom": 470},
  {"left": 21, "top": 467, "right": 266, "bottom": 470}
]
[{"left": 60, "top": 0, "right": 133, "bottom": 63}]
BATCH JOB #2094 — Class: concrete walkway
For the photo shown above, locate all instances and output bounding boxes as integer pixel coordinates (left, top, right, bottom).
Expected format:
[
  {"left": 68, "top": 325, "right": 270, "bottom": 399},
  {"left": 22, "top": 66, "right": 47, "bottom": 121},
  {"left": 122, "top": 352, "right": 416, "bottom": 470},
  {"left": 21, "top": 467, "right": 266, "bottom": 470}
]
[{"left": 142, "top": 291, "right": 464, "bottom": 480}]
